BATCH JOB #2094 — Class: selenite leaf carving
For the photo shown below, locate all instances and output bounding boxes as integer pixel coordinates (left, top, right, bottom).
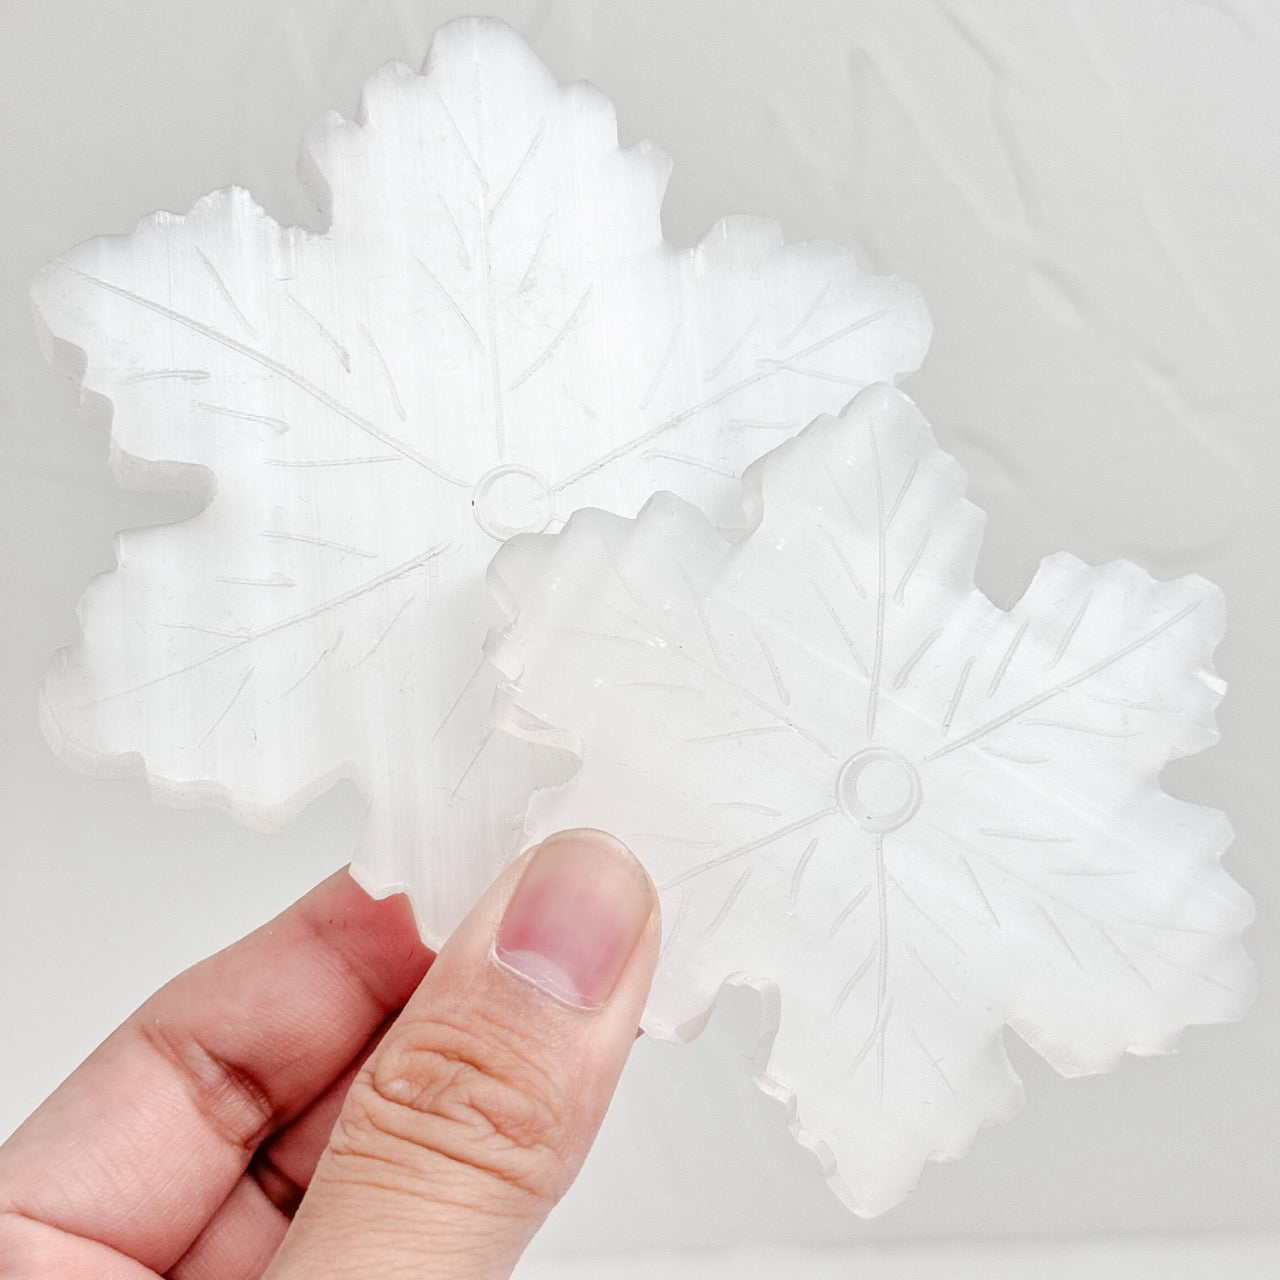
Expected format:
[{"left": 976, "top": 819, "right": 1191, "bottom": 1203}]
[
  {"left": 489, "top": 384, "right": 1256, "bottom": 1216},
  {"left": 31, "top": 18, "right": 929, "bottom": 935}
]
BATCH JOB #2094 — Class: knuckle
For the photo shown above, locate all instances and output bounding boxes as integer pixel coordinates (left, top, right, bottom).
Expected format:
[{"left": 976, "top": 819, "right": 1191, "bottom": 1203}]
[
  {"left": 329, "top": 1012, "right": 572, "bottom": 1207},
  {"left": 0, "top": 1208, "right": 66, "bottom": 1278},
  {"left": 136, "top": 1016, "right": 277, "bottom": 1152},
  {"left": 0, "top": 1211, "right": 24, "bottom": 1272}
]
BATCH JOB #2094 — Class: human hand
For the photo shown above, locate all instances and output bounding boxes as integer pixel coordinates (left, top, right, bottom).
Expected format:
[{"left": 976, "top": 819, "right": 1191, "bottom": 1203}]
[{"left": 0, "top": 829, "right": 660, "bottom": 1278}]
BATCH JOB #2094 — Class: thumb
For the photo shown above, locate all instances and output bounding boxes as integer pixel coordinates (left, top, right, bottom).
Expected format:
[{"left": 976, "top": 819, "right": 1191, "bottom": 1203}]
[{"left": 265, "top": 830, "right": 660, "bottom": 1280}]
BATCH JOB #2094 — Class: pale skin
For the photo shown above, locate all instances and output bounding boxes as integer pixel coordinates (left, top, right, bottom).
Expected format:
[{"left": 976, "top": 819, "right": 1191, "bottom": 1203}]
[{"left": 0, "top": 829, "right": 661, "bottom": 1279}]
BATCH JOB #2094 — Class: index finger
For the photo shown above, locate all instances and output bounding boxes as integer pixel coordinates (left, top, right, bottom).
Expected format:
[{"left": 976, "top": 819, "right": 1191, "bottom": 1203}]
[{"left": 0, "top": 867, "right": 432, "bottom": 1276}]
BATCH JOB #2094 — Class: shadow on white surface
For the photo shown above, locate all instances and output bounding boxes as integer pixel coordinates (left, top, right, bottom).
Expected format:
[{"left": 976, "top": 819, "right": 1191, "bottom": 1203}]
[{"left": 516, "top": 1235, "right": 1280, "bottom": 1280}]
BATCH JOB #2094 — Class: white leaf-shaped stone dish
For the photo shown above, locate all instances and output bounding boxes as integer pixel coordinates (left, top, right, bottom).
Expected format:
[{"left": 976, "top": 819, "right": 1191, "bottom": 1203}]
[
  {"left": 31, "top": 17, "right": 928, "bottom": 937},
  {"left": 488, "top": 383, "right": 1256, "bottom": 1217}
]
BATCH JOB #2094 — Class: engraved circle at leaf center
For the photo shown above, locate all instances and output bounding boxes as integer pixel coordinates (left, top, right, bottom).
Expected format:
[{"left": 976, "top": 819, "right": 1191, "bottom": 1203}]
[
  {"left": 472, "top": 464, "right": 554, "bottom": 541},
  {"left": 836, "top": 747, "right": 922, "bottom": 834}
]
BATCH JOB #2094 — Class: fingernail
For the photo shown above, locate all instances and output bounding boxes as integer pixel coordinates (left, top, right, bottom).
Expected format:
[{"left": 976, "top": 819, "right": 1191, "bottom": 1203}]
[{"left": 493, "top": 829, "right": 653, "bottom": 1010}]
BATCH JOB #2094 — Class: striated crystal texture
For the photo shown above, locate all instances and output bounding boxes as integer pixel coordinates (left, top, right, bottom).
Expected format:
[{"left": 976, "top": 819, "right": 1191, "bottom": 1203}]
[
  {"left": 489, "top": 383, "right": 1256, "bottom": 1216},
  {"left": 31, "top": 18, "right": 928, "bottom": 936}
]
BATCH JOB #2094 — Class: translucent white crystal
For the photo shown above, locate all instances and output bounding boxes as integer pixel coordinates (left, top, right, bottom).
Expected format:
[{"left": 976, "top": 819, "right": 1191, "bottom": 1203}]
[
  {"left": 30, "top": 17, "right": 928, "bottom": 935},
  {"left": 490, "top": 383, "right": 1256, "bottom": 1217}
]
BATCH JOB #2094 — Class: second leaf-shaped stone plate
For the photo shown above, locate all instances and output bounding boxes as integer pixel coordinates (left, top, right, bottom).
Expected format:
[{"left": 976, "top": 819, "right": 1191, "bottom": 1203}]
[
  {"left": 488, "top": 383, "right": 1255, "bottom": 1216},
  {"left": 32, "top": 18, "right": 927, "bottom": 934}
]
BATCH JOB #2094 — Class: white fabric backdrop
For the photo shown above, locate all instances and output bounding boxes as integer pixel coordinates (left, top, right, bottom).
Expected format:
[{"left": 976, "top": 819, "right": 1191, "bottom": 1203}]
[{"left": 1, "top": 0, "right": 1276, "bottom": 1268}]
